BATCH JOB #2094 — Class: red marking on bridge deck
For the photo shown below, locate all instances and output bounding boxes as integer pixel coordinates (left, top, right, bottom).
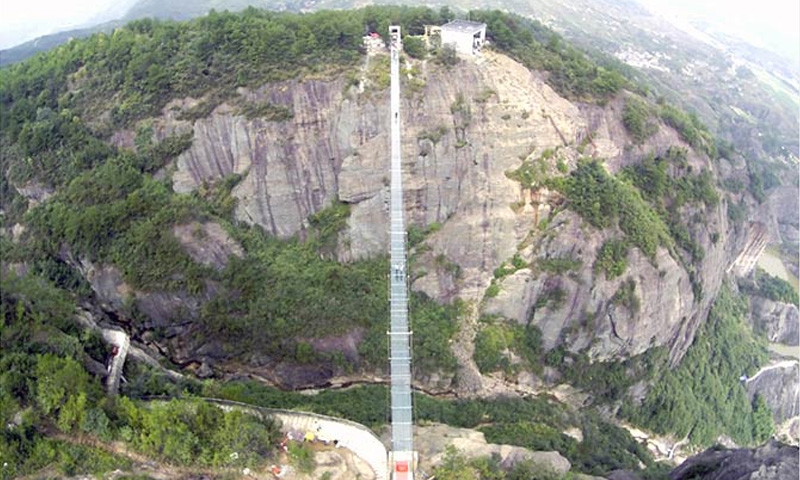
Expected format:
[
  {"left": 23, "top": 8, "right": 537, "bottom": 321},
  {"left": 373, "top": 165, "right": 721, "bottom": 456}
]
[{"left": 395, "top": 461, "right": 409, "bottom": 479}]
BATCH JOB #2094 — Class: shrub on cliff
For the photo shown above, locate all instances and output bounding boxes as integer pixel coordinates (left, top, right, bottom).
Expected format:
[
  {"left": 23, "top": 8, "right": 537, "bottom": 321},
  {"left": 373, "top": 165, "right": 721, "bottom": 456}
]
[
  {"left": 623, "top": 96, "right": 658, "bottom": 143},
  {"left": 551, "top": 159, "right": 672, "bottom": 259}
]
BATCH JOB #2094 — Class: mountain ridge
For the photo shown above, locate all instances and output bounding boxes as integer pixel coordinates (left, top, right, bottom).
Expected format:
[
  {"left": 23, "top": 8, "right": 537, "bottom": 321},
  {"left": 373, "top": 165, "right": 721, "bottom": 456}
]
[{"left": 0, "top": 5, "right": 797, "bottom": 479}]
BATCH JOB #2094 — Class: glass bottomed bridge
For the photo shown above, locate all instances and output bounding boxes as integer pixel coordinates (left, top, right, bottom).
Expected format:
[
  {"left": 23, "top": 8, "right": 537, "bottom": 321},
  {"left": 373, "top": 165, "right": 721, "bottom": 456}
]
[{"left": 388, "top": 25, "right": 416, "bottom": 480}]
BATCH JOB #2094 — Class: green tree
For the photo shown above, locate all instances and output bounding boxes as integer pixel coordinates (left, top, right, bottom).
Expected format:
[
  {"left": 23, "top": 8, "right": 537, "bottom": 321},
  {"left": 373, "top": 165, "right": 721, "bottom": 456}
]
[
  {"left": 552, "top": 159, "right": 672, "bottom": 259},
  {"left": 751, "top": 395, "right": 774, "bottom": 444},
  {"left": 403, "top": 36, "right": 427, "bottom": 59},
  {"left": 622, "top": 97, "right": 657, "bottom": 143},
  {"left": 474, "top": 324, "right": 511, "bottom": 373},
  {"left": 436, "top": 44, "right": 459, "bottom": 66},
  {"left": 508, "top": 460, "right": 563, "bottom": 480},
  {"left": 80, "top": 407, "right": 112, "bottom": 440},
  {"left": 57, "top": 392, "right": 87, "bottom": 433},
  {"left": 288, "top": 441, "right": 315, "bottom": 473},
  {"left": 433, "top": 446, "right": 479, "bottom": 480},
  {"left": 35, "top": 354, "right": 92, "bottom": 416},
  {"left": 741, "top": 269, "right": 800, "bottom": 305},
  {"left": 595, "top": 239, "right": 628, "bottom": 279},
  {"left": 627, "top": 287, "right": 769, "bottom": 446}
]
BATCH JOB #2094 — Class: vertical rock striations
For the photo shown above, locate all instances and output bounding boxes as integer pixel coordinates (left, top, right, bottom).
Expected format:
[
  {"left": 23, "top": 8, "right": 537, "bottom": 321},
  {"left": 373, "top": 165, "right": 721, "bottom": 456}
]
[
  {"left": 728, "top": 222, "right": 769, "bottom": 277},
  {"left": 163, "top": 50, "right": 748, "bottom": 367},
  {"left": 749, "top": 298, "right": 799, "bottom": 346}
]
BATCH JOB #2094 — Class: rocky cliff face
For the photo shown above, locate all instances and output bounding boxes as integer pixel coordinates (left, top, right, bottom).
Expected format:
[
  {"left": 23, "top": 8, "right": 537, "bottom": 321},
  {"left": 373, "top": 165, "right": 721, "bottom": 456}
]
[
  {"left": 410, "top": 424, "right": 571, "bottom": 476},
  {"left": 63, "top": 223, "right": 238, "bottom": 365},
  {"left": 480, "top": 210, "right": 717, "bottom": 363},
  {"left": 745, "top": 361, "right": 800, "bottom": 425},
  {"left": 125, "top": 50, "right": 744, "bottom": 374},
  {"left": 762, "top": 185, "right": 800, "bottom": 248},
  {"left": 728, "top": 223, "right": 769, "bottom": 277},
  {"left": 668, "top": 440, "right": 799, "bottom": 480},
  {"left": 748, "top": 297, "right": 799, "bottom": 346}
]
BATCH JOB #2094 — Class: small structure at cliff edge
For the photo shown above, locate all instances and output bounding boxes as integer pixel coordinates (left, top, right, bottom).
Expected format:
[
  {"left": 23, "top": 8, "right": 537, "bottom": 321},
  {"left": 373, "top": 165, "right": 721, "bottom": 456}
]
[{"left": 441, "top": 19, "right": 486, "bottom": 56}]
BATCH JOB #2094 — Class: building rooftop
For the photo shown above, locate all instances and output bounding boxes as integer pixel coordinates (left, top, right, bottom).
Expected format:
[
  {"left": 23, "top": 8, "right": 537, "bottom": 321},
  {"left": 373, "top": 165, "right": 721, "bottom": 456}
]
[{"left": 441, "top": 19, "right": 486, "bottom": 34}]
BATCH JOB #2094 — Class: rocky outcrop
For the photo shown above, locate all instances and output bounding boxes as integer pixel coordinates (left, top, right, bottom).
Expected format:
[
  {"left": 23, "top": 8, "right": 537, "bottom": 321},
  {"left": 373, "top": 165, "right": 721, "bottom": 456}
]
[
  {"left": 728, "top": 222, "right": 769, "bottom": 277},
  {"left": 668, "top": 440, "right": 799, "bottom": 480},
  {"left": 74, "top": 258, "right": 133, "bottom": 312},
  {"left": 67, "top": 255, "right": 222, "bottom": 365},
  {"left": 15, "top": 180, "right": 54, "bottom": 205},
  {"left": 67, "top": 221, "right": 241, "bottom": 329},
  {"left": 172, "top": 221, "right": 243, "bottom": 270},
  {"left": 483, "top": 176, "right": 733, "bottom": 365},
  {"left": 170, "top": 51, "right": 582, "bottom": 267},
  {"left": 775, "top": 417, "right": 800, "bottom": 446},
  {"left": 411, "top": 423, "right": 571, "bottom": 476},
  {"left": 745, "top": 361, "right": 800, "bottom": 425},
  {"left": 172, "top": 90, "right": 343, "bottom": 238},
  {"left": 482, "top": 211, "right": 700, "bottom": 361},
  {"left": 749, "top": 297, "right": 799, "bottom": 346},
  {"left": 160, "top": 51, "right": 743, "bottom": 369},
  {"left": 762, "top": 185, "right": 800, "bottom": 247}
]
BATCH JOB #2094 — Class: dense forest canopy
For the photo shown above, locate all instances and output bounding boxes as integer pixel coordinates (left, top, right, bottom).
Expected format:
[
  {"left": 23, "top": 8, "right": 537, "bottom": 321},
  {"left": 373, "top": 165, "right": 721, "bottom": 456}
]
[{"left": 0, "top": 7, "right": 632, "bottom": 156}]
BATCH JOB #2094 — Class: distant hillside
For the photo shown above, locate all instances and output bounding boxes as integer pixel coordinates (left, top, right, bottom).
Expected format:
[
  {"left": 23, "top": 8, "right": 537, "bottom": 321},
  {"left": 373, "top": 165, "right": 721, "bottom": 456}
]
[
  {"left": 0, "top": 0, "right": 311, "bottom": 66},
  {"left": 120, "top": 0, "right": 309, "bottom": 22},
  {"left": 0, "top": 21, "right": 122, "bottom": 66},
  {"left": 2, "top": 0, "right": 796, "bottom": 165}
]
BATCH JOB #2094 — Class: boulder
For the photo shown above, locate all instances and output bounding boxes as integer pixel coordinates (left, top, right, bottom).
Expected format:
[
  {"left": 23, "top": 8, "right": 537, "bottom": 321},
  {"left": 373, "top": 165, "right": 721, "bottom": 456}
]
[
  {"left": 669, "top": 440, "right": 799, "bottom": 480},
  {"left": 749, "top": 297, "right": 799, "bottom": 346}
]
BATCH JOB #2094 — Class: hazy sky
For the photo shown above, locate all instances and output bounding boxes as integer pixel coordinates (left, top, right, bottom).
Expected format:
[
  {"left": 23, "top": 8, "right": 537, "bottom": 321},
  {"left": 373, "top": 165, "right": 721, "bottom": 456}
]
[
  {"left": 0, "top": 0, "right": 134, "bottom": 49},
  {"left": 640, "top": 0, "right": 799, "bottom": 33},
  {"left": 1, "top": 0, "right": 798, "bottom": 56},
  {"left": 638, "top": 0, "right": 799, "bottom": 61}
]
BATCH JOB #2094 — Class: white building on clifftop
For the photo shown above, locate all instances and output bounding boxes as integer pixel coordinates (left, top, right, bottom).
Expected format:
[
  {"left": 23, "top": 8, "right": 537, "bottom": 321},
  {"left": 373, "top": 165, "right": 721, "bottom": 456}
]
[{"left": 441, "top": 19, "right": 486, "bottom": 56}]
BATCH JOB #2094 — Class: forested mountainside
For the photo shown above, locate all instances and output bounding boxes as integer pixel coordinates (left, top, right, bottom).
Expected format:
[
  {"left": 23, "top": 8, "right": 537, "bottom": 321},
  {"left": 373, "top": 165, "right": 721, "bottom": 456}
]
[
  {"left": 1, "top": 6, "right": 797, "bottom": 479},
  {"left": 3, "top": 0, "right": 798, "bottom": 165}
]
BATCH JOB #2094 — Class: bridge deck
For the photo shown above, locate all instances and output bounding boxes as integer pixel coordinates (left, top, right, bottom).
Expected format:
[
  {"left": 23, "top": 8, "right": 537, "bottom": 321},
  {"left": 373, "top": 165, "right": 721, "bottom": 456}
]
[{"left": 388, "top": 26, "right": 415, "bottom": 480}]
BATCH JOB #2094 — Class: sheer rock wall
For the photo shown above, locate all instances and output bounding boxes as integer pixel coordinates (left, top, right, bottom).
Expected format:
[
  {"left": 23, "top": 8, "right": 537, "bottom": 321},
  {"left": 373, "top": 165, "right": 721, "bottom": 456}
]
[{"left": 98, "top": 51, "right": 748, "bottom": 381}]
